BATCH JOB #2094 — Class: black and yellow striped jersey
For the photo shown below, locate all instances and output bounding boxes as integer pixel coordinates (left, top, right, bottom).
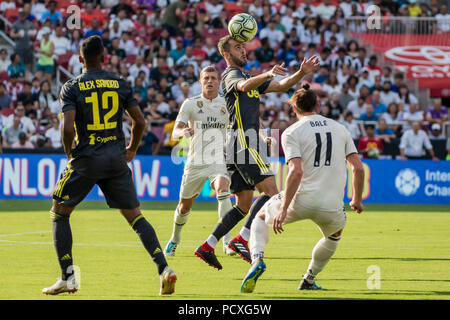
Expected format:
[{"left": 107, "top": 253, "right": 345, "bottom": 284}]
[
  {"left": 59, "top": 69, "right": 138, "bottom": 179},
  {"left": 221, "top": 67, "right": 271, "bottom": 150}
]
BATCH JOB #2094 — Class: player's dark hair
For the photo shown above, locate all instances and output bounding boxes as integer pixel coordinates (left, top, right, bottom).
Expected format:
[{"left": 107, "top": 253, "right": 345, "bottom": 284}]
[
  {"left": 81, "top": 35, "right": 104, "bottom": 66},
  {"left": 289, "top": 83, "right": 317, "bottom": 114},
  {"left": 217, "top": 35, "right": 234, "bottom": 57}
]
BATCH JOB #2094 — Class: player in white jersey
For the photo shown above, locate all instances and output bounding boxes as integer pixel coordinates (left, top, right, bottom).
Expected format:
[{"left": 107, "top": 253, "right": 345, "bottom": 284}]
[
  {"left": 164, "top": 66, "right": 235, "bottom": 256},
  {"left": 241, "top": 83, "right": 365, "bottom": 293}
]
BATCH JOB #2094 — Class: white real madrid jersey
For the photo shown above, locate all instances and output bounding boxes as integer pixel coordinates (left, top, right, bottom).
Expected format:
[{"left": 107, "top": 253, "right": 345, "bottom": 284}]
[
  {"left": 281, "top": 114, "right": 358, "bottom": 211},
  {"left": 176, "top": 94, "right": 229, "bottom": 166}
]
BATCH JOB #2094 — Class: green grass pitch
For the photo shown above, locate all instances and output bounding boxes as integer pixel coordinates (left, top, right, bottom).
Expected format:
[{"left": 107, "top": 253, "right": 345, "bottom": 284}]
[{"left": 0, "top": 200, "right": 449, "bottom": 300}]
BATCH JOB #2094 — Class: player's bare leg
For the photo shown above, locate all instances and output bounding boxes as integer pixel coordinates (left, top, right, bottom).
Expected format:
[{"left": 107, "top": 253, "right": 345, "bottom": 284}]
[
  {"left": 121, "top": 208, "right": 176, "bottom": 295},
  {"left": 212, "top": 176, "right": 235, "bottom": 255},
  {"left": 299, "top": 229, "right": 344, "bottom": 290},
  {"left": 230, "top": 176, "right": 278, "bottom": 263},
  {"left": 165, "top": 197, "right": 195, "bottom": 256},
  {"left": 42, "top": 201, "right": 79, "bottom": 295}
]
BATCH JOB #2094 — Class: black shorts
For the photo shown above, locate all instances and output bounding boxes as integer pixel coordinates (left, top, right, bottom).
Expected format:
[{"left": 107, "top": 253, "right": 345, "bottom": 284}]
[
  {"left": 52, "top": 166, "right": 139, "bottom": 209},
  {"left": 227, "top": 147, "right": 273, "bottom": 194}
]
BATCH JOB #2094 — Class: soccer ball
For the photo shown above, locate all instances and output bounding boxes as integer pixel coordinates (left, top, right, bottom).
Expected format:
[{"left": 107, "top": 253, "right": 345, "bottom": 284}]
[{"left": 228, "top": 13, "right": 258, "bottom": 43}]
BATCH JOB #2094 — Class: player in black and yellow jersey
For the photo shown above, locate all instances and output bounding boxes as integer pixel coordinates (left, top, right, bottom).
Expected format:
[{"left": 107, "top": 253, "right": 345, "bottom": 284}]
[
  {"left": 195, "top": 35, "right": 320, "bottom": 270},
  {"left": 42, "top": 36, "right": 177, "bottom": 296}
]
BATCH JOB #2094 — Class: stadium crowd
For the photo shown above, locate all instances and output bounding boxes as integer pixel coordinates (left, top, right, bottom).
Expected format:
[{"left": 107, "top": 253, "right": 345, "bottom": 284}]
[{"left": 0, "top": 0, "right": 449, "bottom": 159}]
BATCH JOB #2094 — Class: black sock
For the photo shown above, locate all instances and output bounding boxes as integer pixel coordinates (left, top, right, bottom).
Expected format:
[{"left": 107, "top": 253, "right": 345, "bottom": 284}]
[
  {"left": 244, "top": 194, "right": 271, "bottom": 230},
  {"left": 131, "top": 216, "right": 168, "bottom": 275},
  {"left": 212, "top": 206, "right": 247, "bottom": 241},
  {"left": 51, "top": 212, "right": 73, "bottom": 281}
]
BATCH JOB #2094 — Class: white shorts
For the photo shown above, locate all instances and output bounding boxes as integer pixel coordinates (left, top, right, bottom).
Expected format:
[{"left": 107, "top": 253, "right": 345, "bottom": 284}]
[
  {"left": 179, "top": 164, "right": 230, "bottom": 199},
  {"left": 262, "top": 192, "right": 347, "bottom": 237}
]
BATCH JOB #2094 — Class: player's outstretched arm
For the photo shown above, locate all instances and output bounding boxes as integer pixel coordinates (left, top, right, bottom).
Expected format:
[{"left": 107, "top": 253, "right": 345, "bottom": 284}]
[
  {"left": 346, "top": 153, "right": 364, "bottom": 213},
  {"left": 264, "top": 56, "right": 320, "bottom": 93},
  {"left": 236, "top": 63, "right": 288, "bottom": 92},
  {"left": 61, "top": 110, "right": 76, "bottom": 160},
  {"left": 125, "top": 106, "right": 146, "bottom": 162}
]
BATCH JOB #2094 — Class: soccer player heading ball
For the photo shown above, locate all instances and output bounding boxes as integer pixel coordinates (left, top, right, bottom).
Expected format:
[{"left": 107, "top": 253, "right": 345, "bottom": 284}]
[
  {"left": 194, "top": 35, "right": 320, "bottom": 270},
  {"left": 42, "top": 36, "right": 176, "bottom": 296}
]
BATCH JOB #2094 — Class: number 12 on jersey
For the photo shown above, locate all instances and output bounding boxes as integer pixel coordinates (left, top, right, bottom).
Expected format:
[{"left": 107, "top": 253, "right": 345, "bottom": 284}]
[
  {"left": 85, "top": 91, "right": 119, "bottom": 131},
  {"left": 314, "top": 132, "right": 332, "bottom": 167}
]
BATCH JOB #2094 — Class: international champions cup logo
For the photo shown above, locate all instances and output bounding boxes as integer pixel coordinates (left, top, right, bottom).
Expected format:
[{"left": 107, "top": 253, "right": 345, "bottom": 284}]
[{"left": 395, "top": 169, "right": 420, "bottom": 196}]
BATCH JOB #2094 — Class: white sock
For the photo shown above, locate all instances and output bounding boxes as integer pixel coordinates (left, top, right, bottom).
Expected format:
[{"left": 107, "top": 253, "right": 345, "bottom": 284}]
[
  {"left": 170, "top": 208, "right": 190, "bottom": 243},
  {"left": 217, "top": 192, "right": 233, "bottom": 245},
  {"left": 304, "top": 236, "right": 339, "bottom": 283},
  {"left": 206, "top": 234, "right": 218, "bottom": 249},
  {"left": 239, "top": 226, "right": 250, "bottom": 242},
  {"left": 249, "top": 216, "right": 270, "bottom": 263}
]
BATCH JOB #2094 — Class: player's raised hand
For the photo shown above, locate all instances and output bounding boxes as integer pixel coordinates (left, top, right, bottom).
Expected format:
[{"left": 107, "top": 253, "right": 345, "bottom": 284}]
[
  {"left": 267, "top": 62, "right": 287, "bottom": 79},
  {"left": 350, "top": 200, "right": 364, "bottom": 214},
  {"left": 300, "top": 55, "right": 320, "bottom": 75},
  {"left": 273, "top": 208, "right": 287, "bottom": 234}
]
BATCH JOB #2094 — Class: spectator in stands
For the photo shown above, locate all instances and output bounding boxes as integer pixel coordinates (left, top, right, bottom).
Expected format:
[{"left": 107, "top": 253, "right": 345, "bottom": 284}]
[
  {"left": 138, "top": 119, "right": 160, "bottom": 155},
  {"left": 342, "top": 110, "right": 361, "bottom": 139},
  {"left": 357, "top": 69, "right": 374, "bottom": 90},
  {"left": 375, "top": 118, "right": 396, "bottom": 144},
  {"left": 358, "top": 124, "right": 384, "bottom": 159},
  {"left": 84, "top": 18, "right": 102, "bottom": 39},
  {"left": 69, "top": 29, "right": 84, "bottom": 54},
  {"left": 0, "top": 83, "right": 12, "bottom": 110},
  {"left": 400, "top": 121, "right": 439, "bottom": 161},
  {"left": 408, "top": 0, "right": 422, "bottom": 18},
  {"left": 365, "top": 55, "right": 382, "bottom": 81},
  {"left": 37, "top": 80, "right": 57, "bottom": 113},
  {"left": 10, "top": 10, "right": 35, "bottom": 69},
  {"left": 5, "top": 103, "right": 35, "bottom": 135},
  {"left": 260, "top": 18, "right": 285, "bottom": 48},
  {"left": 52, "top": 26, "right": 71, "bottom": 56},
  {"left": 324, "top": 22, "right": 344, "bottom": 45},
  {"left": 338, "top": 82, "right": 354, "bottom": 108},
  {"left": 322, "top": 72, "right": 341, "bottom": 96},
  {"left": 381, "top": 102, "right": 403, "bottom": 129},
  {"left": 31, "top": 0, "right": 46, "bottom": 21},
  {"left": 3, "top": 115, "right": 23, "bottom": 148},
  {"left": 129, "top": 55, "right": 150, "bottom": 80},
  {"left": 428, "top": 123, "right": 446, "bottom": 140},
  {"left": 436, "top": 4, "right": 450, "bottom": 33},
  {"left": 0, "top": 48, "right": 10, "bottom": 72},
  {"left": 352, "top": 47, "right": 368, "bottom": 73},
  {"left": 177, "top": 46, "right": 197, "bottom": 71},
  {"left": 371, "top": 90, "right": 387, "bottom": 116},
  {"left": 7, "top": 53, "right": 28, "bottom": 82},
  {"left": 360, "top": 104, "right": 379, "bottom": 122},
  {"left": 402, "top": 102, "right": 424, "bottom": 130},
  {"left": 277, "top": 40, "right": 297, "bottom": 66},
  {"left": 170, "top": 37, "right": 185, "bottom": 64},
  {"left": 109, "top": 20, "right": 122, "bottom": 39},
  {"left": 109, "top": 9, "right": 135, "bottom": 35},
  {"left": 346, "top": 40, "right": 360, "bottom": 58},
  {"left": 316, "top": 0, "right": 336, "bottom": 20},
  {"left": 255, "top": 37, "right": 275, "bottom": 63},
  {"left": 313, "top": 65, "right": 329, "bottom": 85},
  {"left": 370, "top": 75, "right": 383, "bottom": 93},
  {"left": 35, "top": 27, "right": 54, "bottom": 83},
  {"left": 300, "top": 19, "right": 321, "bottom": 46},
  {"left": 82, "top": 3, "right": 105, "bottom": 28},
  {"left": 347, "top": 96, "right": 366, "bottom": 120},
  {"left": 119, "top": 31, "right": 136, "bottom": 55},
  {"left": 327, "top": 92, "right": 344, "bottom": 120},
  {"left": 108, "top": 37, "right": 126, "bottom": 60},
  {"left": 161, "top": 0, "right": 189, "bottom": 36},
  {"left": 12, "top": 131, "right": 34, "bottom": 149},
  {"left": 426, "top": 99, "right": 449, "bottom": 128},
  {"left": 17, "top": 81, "right": 37, "bottom": 107},
  {"left": 397, "top": 84, "right": 418, "bottom": 113},
  {"left": 380, "top": 80, "right": 400, "bottom": 106},
  {"left": 40, "top": 1, "right": 62, "bottom": 26},
  {"left": 347, "top": 75, "right": 359, "bottom": 99},
  {"left": 391, "top": 71, "right": 405, "bottom": 93},
  {"left": 110, "top": 0, "right": 136, "bottom": 18}
]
